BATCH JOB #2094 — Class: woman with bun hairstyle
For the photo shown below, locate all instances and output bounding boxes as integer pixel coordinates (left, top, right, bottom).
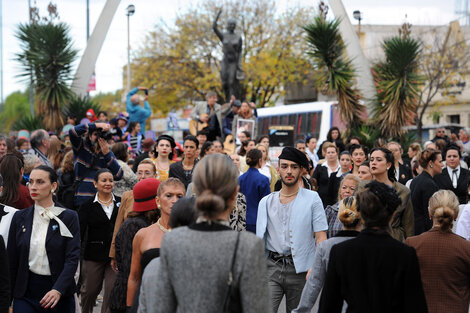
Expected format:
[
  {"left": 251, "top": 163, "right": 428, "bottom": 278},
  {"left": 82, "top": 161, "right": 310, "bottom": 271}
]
[
  {"left": 318, "top": 181, "right": 428, "bottom": 313},
  {"left": 154, "top": 154, "right": 269, "bottom": 312},
  {"left": 356, "top": 147, "right": 414, "bottom": 242},
  {"left": 239, "top": 148, "right": 271, "bottom": 233},
  {"left": 410, "top": 148, "right": 442, "bottom": 235},
  {"left": 293, "top": 196, "right": 362, "bottom": 313},
  {"left": 8, "top": 165, "right": 80, "bottom": 313},
  {"left": 325, "top": 174, "right": 360, "bottom": 238},
  {"left": 406, "top": 190, "right": 470, "bottom": 313}
]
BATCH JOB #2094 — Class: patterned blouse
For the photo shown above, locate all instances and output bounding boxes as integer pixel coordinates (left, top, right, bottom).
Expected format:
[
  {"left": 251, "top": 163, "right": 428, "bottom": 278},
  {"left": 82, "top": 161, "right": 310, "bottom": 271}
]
[
  {"left": 325, "top": 202, "right": 343, "bottom": 238},
  {"left": 229, "top": 193, "right": 247, "bottom": 231}
]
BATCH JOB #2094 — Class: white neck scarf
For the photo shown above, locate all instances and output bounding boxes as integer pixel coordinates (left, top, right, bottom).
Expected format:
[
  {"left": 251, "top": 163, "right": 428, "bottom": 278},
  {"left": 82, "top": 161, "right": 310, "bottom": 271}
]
[{"left": 37, "top": 205, "right": 73, "bottom": 238}]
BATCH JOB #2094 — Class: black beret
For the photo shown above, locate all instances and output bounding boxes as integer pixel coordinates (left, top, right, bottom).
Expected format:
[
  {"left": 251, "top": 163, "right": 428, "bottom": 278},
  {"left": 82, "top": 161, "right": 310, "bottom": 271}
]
[
  {"left": 278, "top": 146, "right": 309, "bottom": 169},
  {"left": 157, "top": 134, "right": 176, "bottom": 148}
]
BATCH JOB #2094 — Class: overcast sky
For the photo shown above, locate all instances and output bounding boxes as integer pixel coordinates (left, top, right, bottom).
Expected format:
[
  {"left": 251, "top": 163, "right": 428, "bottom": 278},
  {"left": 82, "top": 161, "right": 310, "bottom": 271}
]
[{"left": 0, "top": 0, "right": 459, "bottom": 99}]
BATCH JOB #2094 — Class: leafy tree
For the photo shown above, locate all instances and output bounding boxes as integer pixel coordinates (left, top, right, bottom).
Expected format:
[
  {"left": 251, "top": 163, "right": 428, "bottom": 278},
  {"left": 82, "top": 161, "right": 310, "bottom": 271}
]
[
  {"left": 414, "top": 22, "right": 470, "bottom": 141},
  {"left": 372, "top": 34, "right": 422, "bottom": 138},
  {"left": 303, "top": 16, "right": 364, "bottom": 128},
  {"left": 13, "top": 115, "right": 44, "bottom": 132},
  {"left": 0, "top": 90, "right": 30, "bottom": 132},
  {"left": 15, "top": 5, "right": 77, "bottom": 131},
  {"left": 131, "top": 0, "right": 315, "bottom": 113}
]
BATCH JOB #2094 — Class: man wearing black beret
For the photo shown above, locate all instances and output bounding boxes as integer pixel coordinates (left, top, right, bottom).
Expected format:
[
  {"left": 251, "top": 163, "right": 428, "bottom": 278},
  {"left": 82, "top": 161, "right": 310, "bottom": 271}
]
[{"left": 256, "top": 146, "right": 328, "bottom": 312}]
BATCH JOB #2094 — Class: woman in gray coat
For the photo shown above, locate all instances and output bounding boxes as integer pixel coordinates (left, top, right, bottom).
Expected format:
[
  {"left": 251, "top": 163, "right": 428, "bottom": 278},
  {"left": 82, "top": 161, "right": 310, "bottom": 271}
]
[
  {"left": 153, "top": 154, "right": 269, "bottom": 313},
  {"left": 293, "top": 196, "right": 361, "bottom": 313}
]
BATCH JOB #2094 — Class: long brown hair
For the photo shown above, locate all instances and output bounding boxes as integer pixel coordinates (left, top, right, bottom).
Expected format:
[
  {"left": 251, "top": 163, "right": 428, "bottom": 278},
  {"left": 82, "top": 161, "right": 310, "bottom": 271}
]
[{"left": 0, "top": 154, "right": 24, "bottom": 206}]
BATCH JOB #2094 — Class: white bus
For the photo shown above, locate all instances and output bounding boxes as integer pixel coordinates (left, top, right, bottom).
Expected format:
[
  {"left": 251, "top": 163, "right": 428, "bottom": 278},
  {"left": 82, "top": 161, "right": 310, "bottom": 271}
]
[{"left": 256, "top": 101, "right": 340, "bottom": 144}]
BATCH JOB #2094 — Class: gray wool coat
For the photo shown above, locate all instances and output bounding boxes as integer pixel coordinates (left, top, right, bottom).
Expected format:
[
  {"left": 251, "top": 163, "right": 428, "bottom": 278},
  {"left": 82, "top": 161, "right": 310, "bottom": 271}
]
[{"left": 149, "top": 224, "right": 269, "bottom": 313}]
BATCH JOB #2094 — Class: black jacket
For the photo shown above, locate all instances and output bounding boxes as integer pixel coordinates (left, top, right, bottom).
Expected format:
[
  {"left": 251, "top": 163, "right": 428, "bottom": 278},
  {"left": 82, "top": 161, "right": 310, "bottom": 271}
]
[
  {"left": 434, "top": 167, "right": 470, "bottom": 204},
  {"left": 312, "top": 164, "right": 333, "bottom": 207},
  {"left": 318, "top": 229, "right": 428, "bottom": 313},
  {"left": 410, "top": 171, "right": 438, "bottom": 235},
  {"left": 57, "top": 171, "right": 76, "bottom": 210},
  {"left": 397, "top": 163, "right": 413, "bottom": 185},
  {"left": 78, "top": 195, "right": 120, "bottom": 262}
]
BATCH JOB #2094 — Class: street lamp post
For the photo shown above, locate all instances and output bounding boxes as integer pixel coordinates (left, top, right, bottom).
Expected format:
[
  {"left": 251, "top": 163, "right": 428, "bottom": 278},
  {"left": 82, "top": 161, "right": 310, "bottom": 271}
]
[
  {"left": 353, "top": 10, "right": 362, "bottom": 36},
  {"left": 126, "top": 4, "right": 135, "bottom": 91}
]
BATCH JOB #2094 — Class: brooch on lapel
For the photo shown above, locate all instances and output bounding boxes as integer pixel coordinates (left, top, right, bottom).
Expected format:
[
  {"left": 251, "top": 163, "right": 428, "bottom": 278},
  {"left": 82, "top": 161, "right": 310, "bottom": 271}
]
[
  {"left": 52, "top": 225, "right": 59, "bottom": 231},
  {"left": 21, "top": 225, "right": 26, "bottom": 232},
  {"left": 116, "top": 202, "right": 121, "bottom": 208}
]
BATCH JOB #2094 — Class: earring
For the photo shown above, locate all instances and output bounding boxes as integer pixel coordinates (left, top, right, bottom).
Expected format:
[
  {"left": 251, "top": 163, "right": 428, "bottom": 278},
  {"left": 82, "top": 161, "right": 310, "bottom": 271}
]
[
  {"left": 430, "top": 165, "right": 433, "bottom": 168},
  {"left": 157, "top": 204, "right": 161, "bottom": 209},
  {"left": 51, "top": 189, "right": 55, "bottom": 193},
  {"left": 387, "top": 167, "right": 390, "bottom": 170}
]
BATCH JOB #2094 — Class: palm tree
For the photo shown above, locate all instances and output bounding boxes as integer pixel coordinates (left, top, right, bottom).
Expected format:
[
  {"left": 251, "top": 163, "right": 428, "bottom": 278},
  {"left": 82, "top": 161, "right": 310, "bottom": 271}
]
[
  {"left": 303, "top": 17, "right": 364, "bottom": 128},
  {"left": 16, "top": 22, "right": 77, "bottom": 131},
  {"left": 62, "top": 96, "right": 102, "bottom": 122},
  {"left": 373, "top": 36, "right": 422, "bottom": 138}
]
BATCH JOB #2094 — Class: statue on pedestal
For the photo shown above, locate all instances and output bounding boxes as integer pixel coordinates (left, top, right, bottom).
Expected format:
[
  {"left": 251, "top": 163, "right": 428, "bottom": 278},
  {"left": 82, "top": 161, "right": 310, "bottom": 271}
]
[{"left": 213, "top": 9, "right": 244, "bottom": 102}]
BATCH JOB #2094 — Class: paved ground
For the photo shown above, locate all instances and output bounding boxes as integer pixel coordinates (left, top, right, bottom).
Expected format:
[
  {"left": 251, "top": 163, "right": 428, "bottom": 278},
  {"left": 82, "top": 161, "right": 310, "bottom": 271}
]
[{"left": 93, "top": 294, "right": 319, "bottom": 313}]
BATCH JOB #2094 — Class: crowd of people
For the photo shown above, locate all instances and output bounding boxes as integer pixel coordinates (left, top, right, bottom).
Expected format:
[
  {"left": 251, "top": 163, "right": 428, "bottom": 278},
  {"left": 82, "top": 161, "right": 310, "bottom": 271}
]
[{"left": 0, "top": 87, "right": 470, "bottom": 313}]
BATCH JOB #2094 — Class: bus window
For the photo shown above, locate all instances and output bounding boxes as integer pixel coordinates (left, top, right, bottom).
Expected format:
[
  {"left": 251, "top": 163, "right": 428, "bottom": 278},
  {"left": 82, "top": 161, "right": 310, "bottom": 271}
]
[
  {"left": 307, "top": 112, "right": 319, "bottom": 138},
  {"left": 258, "top": 117, "right": 269, "bottom": 138},
  {"left": 289, "top": 114, "right": 297, "bottom": 126},
  {"left": 271, "top": 116, "right": 279, "bottom": 125},
  {"left": 281, "top": 115, "right": 289, "bottom": 125},
  {"left": 299, "top": 113, "right": 308, "bottom": 135}
]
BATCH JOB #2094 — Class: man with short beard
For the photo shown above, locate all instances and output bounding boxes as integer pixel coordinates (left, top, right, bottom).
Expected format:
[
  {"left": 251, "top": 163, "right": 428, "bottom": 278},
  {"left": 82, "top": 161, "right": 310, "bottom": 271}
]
[{"left": 256, "top": 146, "right": 327, "bottom": 313}]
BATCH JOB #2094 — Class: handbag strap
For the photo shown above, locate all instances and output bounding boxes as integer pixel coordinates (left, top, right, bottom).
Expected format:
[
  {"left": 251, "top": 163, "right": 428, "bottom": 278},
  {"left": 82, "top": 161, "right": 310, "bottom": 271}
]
[{"left": 223, "top": 232, "right": 240, "bottom": 310}]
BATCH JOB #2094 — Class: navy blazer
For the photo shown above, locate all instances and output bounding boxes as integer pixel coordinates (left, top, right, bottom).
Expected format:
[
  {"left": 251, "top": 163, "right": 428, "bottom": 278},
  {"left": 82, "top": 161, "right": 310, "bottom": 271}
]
[
  {"left": 238, "top": 168, "right": 271, "bottom": 226},
  {"left": 7, "top": 205, "right": 81, "bottom": 299}
]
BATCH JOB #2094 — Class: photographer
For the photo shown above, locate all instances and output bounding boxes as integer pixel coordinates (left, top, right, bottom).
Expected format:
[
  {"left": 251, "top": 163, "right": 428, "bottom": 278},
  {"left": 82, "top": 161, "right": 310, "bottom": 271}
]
[
  {"left": 69, "top": 122, "right": 123, "bottom": 207},
  {"left": 127, "top": 86, "right": 152, "bottom": 131}
]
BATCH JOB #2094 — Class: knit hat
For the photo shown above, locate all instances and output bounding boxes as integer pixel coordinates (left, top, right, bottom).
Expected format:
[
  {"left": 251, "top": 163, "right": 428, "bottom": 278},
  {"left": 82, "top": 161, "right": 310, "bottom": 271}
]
[
  {"left": 278, "top": 146, "right": 309, "bottom": 169},
  {"left": 133, "top": 178, "right": 160, "bottom": 212}
]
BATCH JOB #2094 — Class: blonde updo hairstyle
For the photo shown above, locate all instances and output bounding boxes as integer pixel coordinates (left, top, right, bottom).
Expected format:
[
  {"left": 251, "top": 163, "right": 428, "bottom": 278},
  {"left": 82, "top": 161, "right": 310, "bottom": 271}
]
[
  {"left": 192, "top": 154, "right": 239, "bottom": 219},
  {"left": 338, "top": 196, "right": 360, "bottom": 228},
  {"left": 428, "top": 190, "right": 459, "bottom": 232}
]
